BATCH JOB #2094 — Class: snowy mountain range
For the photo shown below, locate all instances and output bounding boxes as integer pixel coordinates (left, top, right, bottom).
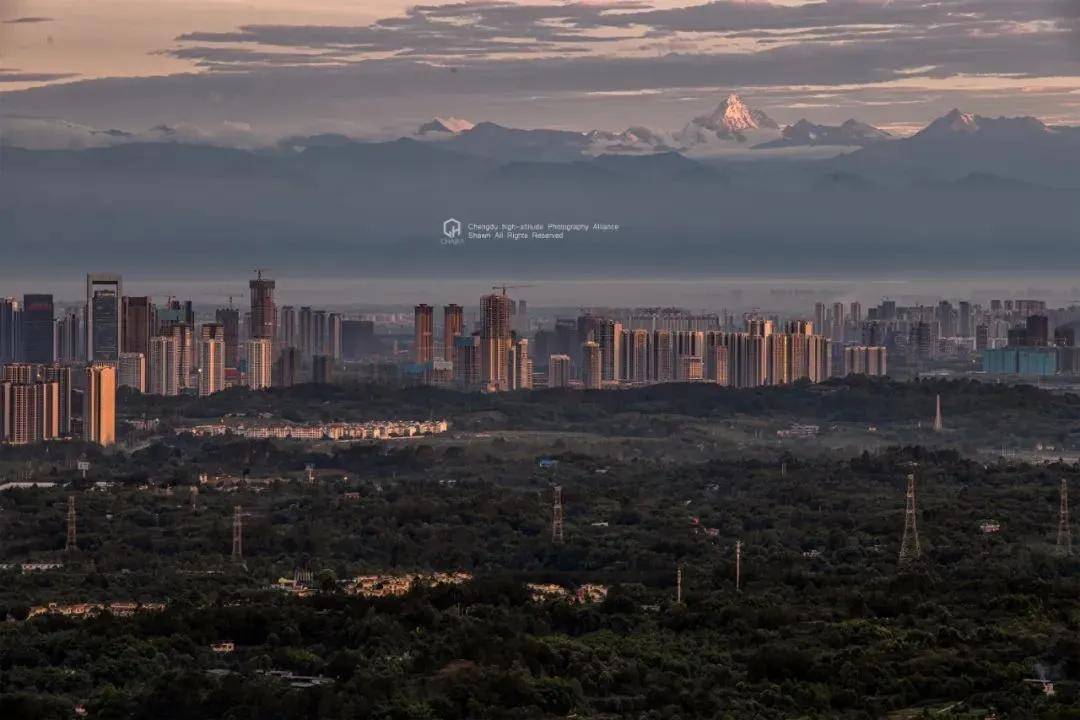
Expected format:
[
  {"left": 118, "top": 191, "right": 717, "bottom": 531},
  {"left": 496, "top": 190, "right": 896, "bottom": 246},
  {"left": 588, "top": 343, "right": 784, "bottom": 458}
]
[{"left": 413, "top": 93, "right": 891, "bottom": 158}]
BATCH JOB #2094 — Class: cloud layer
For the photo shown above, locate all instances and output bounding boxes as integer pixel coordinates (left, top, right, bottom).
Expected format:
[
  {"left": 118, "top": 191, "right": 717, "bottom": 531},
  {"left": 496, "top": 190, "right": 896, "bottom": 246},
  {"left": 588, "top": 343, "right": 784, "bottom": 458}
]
[{"left": 3, "top": 1, "right": 1080, "bottom": 136}]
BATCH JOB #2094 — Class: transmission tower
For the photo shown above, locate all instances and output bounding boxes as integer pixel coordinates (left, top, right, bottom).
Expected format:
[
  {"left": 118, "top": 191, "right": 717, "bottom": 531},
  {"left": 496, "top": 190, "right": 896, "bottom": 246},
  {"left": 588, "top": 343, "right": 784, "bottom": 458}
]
[
  {"left": 1058, "top": 478, "right": 1071, "bottom": 557},
  {"left": 551, "top": 485, "right": 564, "bottom": 543},
  {"left": 933, "top": 394, "right": 943, "bottom": 433},
  {"left": 231, "top": 505, "right": 243, "bottom": 562},
  {"left": 735, "top": 540, "right": 743, "bottom": 592},
  {"left": 65, "top": 495, "right": 77, "bottom": 552},
  {"left": 899, "top": 474, "right": 922, "bottom": 565},
  {"left": 190, "top": 486, "right": 199, "bottom": 513},
  {"left": 675, "top": 563, "right": 683, "bottom": 604}
]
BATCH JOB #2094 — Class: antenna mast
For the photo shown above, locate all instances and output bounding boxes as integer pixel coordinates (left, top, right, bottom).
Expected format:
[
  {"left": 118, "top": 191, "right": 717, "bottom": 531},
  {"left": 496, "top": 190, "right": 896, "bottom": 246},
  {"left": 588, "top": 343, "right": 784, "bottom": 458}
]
[
  {"left": 735, "top": 540, "right": 743, "bottom": 591},
  {"left": 675, "top": 563, "right": 683, "bottom": 604}
]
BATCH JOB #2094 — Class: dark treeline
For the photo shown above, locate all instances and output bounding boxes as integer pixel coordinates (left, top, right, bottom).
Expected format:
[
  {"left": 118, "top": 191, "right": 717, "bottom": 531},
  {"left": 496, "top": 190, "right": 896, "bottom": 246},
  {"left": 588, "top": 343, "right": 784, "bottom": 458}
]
[{"left": 2, "top": 445, "right": 1080, "bottom": 718}]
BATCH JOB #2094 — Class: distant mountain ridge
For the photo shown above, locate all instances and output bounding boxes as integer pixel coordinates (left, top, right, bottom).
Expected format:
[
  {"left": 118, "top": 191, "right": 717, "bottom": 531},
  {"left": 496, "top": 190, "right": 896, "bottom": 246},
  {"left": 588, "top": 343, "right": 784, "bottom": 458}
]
[{"left": 756, "top": 119, "right": 892, "bottom": 149}]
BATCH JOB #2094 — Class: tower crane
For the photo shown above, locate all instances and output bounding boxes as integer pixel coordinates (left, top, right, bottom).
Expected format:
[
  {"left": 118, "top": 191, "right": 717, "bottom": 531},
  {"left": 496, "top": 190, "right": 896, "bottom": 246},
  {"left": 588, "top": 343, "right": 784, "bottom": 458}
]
[{"left": 492, "top": 284, "right": 535, "bottom": 296}]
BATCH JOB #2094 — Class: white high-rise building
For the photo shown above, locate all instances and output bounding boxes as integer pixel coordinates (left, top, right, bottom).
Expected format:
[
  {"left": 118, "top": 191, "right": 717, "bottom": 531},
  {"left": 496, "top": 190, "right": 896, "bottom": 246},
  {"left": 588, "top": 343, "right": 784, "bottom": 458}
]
[
  {"left": 198, "top": 338, "right": 225, "bottom": 396},
  {"left": 245, "top": 337, "right": 273, "bottom": 390},
  {"left": 118, "top": 352, "right": 146, "bottom": 393},
  {"left": 149, "top": 335, "right": 181, "bottom": 396}
]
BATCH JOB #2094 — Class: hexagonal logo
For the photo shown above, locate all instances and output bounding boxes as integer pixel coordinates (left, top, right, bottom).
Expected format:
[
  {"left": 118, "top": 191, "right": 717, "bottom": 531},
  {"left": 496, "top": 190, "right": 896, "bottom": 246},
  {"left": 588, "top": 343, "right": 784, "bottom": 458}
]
[{"left": 443, "top": 217, "right": 462, "bottom": 239}]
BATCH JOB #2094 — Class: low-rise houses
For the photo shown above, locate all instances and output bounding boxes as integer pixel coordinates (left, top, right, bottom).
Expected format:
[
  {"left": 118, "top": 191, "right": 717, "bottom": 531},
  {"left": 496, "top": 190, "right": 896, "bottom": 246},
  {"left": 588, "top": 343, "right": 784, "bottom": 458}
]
[
  {"left": 27, "top": 601, "right": 165, "bottom": 619},
  {"left": 183, "top": 419, "right": 449, "bottom": 441},
  {"left": 347, "top": 571, "right": 472, "bottom": 598}
]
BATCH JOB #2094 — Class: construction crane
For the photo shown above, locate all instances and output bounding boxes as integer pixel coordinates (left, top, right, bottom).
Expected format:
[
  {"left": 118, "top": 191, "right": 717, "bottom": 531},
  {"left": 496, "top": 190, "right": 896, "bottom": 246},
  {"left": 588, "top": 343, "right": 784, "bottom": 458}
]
[{"left": 491, "top": 284, "right": 534, "bottom": 296}]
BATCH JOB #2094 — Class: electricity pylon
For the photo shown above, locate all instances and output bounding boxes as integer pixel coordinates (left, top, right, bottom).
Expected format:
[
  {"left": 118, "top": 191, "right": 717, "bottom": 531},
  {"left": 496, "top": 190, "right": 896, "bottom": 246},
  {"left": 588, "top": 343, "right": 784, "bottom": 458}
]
[
  {"left": 675, "top": 563, "right": 683, "bottom": 604},
  {"left": 551, "top": 485, "right": 564, "bottom": 543},
  {"left": 65, "top": 495, "right": 77, "bottom": 552},
  {"left": 231, "top": 505, "right": 243, "bottom": 562},
  {"left": 1058, "top": 479, "right": 1071, "bottom": 557},
  {"left": 899, "top": 474, "right": 922, "bottom": 566}
]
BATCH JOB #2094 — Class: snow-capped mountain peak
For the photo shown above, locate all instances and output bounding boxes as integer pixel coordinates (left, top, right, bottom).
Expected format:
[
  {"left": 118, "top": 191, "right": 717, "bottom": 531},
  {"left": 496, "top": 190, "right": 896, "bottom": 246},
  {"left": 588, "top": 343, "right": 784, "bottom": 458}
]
[
  {"left": 913, "top": 109, "right": 1054, "bottom": 143},
  {"left": 417, "top": 117, "right": 475, "bottom": 135},
  {"left": 675, "top": 92, "right": 780, "bottom": 148}
]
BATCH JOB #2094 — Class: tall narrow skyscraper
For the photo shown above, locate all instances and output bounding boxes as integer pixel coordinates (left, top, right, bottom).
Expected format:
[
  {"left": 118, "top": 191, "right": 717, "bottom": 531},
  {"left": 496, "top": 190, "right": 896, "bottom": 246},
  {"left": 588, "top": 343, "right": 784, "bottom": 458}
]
[
  {"left": 21, "top": 294, "right": 54, "bottom": 364},
  {"left": 279, "top": 305, "right": 297, "bottom": 349},
  {"left": 149, "top": 335, "right": 181, "bottom": 396},
  {"left": 249, "top": 270, "right": 277, "bottom": 346},
  {"left": 414, "top": 304, "right": 435, "bottom": 364},
  {"left": 86, "top": 274, "right": 123, "bottom": 363},
  {"left": 0, "top": 298, "right": 19, "bottom": 364},
  {"left": 245, "top": 338, "right": 273, "bottom": 390},
  {"left": 481, "top": 293, "right": 512, "bottom": 391},
  {"left": 122, "top": 296, "right": 154, "bottom": 360},
  {"left": 215, "top": 306, "right": 240, "bottom": 369},
  {"left": 84, "top": 363, "right": 116, "bottom": 447},
  {"left": 443, "top": 304, "right": 463, "bottom": 361},
  {"left": 198, "top": 336, "right": 225, "bottom": 396}
]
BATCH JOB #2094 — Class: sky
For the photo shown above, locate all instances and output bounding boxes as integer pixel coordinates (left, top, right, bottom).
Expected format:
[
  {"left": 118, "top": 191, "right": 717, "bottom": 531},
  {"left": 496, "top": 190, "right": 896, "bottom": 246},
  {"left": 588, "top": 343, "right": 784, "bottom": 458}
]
[{"left": 3, "top": 0, "right": 1080, "bottom": 139}]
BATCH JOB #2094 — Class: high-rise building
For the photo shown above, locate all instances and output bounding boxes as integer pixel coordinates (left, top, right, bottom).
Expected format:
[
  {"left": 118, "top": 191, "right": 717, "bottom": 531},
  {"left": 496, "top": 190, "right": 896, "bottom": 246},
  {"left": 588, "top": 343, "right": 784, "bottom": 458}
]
[
  {"left": 511, "top": 338, "right": 533, "bottom": 390},
  {"left": 162, "top": 323, "right": 195, "bottom": 389},
  {"left": 42, "top": 364, "right": 72, "bottom": 435},
  {"left": 850, "top": 302, "right": 863, "bottom": 327},
  {"left": 249, "top": 270, "right": 277, "bottom": 346},
  {"left": 86, "top": 273, "right": 122, "bottom": 363},
  {"left": 453, "top": 334, "right": 481, "bottom": 390},
  {"left": 215, "top": 306, "right": 240, "bottom": 369},
  {"left": 653, "top": 330, "right": 674, "bottom": 383},
  {"left": 245, "top": 338, "right": 273, "bottom": 390},
  {"left": 327, "top": 313, "right": 342, "bottom": 361},
  {"left": 198, "top": 337, "right": 225, "bottom": 396},
  {"left": 581, "top": 340, "right": 602, "bottom": 390},
  {"left": 312, "top": 310, "right": 328, "bottom": 356},
  {"left": 0, "top": 298, "right": 20, "bottom": 364},
  {"left": 298, "top": 306, "right": 314, "bottom": 359},
  {"left": 813, "top": 303, "right": 827, "bottom": 335},
  {"left": 414, "top": 304, "right": 435, "bottom": 364},
  {"left": 84, "top": 363, "right": 116, "bottom": 447},
  {"left": 958, "top": 301, "right": 972, "bottom": 338},
  {"left": 342, "top": 319, "right": 376, "bottom": 360},
  {"left": 279, "top": 305, "right": 297, "bottom": 349},
  {"left": 149, "top": 335, "right": 181, "bottom": 396},
  {"left": 57, "top": 311, "right": 82, "bottom": 363},
  {"left": 844, "top": 346, "right": 888, "bottom": 376},
  {"left": 121, "top": 296, "right": 154, "bottom": 361},
  {"left": 548, "top": 354, "right": 572, "bottom": 388},
  {"left": 481, "top": 293, "right": 512, "bottom": 391},
  {"left": 443, "top": 304, "right": 464, "bottom": 361},
  {"left": 624, "top": 328, "right": 651, "bottom": 383},
  {"left": 21, "top": 294, "right": 54, "bottom": 364},
  {"left": 596, "top": 320, "right": 623, "bottom": 383},
  {"left": 274, "top": 347, "right": 301, "bottom": 387},
  {"left": 712, "top": 345, "right": 730, "bottom": 386},
  {"left": 0, "top": 375, "right": 59, "bottom": 445},
  {"left": 312, "top": 355, "right": 333, "bottom": 384},
  {"left": 118, "top": 352, "right": 147, "bottom": 393}
]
